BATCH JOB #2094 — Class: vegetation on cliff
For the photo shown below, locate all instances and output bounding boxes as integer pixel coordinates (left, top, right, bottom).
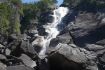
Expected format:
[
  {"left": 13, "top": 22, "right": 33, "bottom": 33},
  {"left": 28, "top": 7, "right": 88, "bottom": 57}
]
[
  {"left": 0, "top": 0, "right": 23, "bottom": 35},
  {"left": 63, "top": 0, "right": 105, "bottom": 11},
  {"left": 21, "top": 0, "right": 57, "bottom": 33}
]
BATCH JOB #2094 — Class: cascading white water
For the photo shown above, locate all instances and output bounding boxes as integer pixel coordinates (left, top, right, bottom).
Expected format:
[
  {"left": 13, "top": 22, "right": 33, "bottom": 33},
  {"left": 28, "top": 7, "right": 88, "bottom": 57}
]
[{"left": 32, "top": 7, "right": 69, "bottom": 59}]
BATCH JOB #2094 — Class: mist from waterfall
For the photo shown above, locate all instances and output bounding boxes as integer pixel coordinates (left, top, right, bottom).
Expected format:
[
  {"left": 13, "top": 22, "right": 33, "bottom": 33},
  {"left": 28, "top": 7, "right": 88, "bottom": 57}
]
[{"left": 32, "top": 7, "right": 69, "bottom": 59}]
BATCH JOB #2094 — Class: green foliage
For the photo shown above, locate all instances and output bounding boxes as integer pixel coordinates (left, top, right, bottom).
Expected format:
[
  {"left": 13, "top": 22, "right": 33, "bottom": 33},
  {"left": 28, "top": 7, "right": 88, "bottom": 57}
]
[
  {"left": 21, "top": 3, "right": 39, "bottom": 33},
  {"left": 9, "top": 0, "right": 23, "bottom": 15},
  {"left": 0, "top": 0, "right": 22, "bottom": 35},
  {"left": 0, "top": 3, "right": 10, "bottom": 35},
  {"left": 63, "top": 0, "right": 81, "bottom": 7},
  {"left": 0, "top": 0, "right": 57, "bottom": 34},
  {"left": 39, "top": 0, "right": 57, "bottom": 10},
  {"left": 0, "top": 16, "right": 9, "bottom": 35},
  {"left": 63, "top": 0, "right": 105, "bottom": 10}
]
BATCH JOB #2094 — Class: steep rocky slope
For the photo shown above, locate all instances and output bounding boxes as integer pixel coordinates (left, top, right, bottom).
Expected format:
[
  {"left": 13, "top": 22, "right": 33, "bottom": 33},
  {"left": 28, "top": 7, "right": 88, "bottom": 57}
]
[{"left": 0, "top": 4, "right": 105, "bottom": 70}]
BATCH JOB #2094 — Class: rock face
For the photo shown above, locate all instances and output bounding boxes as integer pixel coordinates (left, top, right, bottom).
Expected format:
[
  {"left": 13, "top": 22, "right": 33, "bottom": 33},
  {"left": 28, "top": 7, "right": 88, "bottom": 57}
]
[
  {"left": 48, "top": 53, "right": 84, "bottom": 70},
  {"left": 6, "top": 65, "right": 34, "bottom": 70},
  {"left": 65, "top": 12, "right": 105, "bottom": 70},
  {"left": 20, "top": 40, "right": 36, "bottom": 55},
  {"left": 69, "top": 13, "right": 105, "bottom": 47},
  {"left": 0, "top": 54, "right": 7, "bottom": 60},
  {"left": 0, "top": 62, "right": 6, "bottom": 70},
  {"left": 57, "top": 32, "right": 73, "bottom": 44},
  {"left": 19, "top": 54, "right": 36, "bottom": 68}
]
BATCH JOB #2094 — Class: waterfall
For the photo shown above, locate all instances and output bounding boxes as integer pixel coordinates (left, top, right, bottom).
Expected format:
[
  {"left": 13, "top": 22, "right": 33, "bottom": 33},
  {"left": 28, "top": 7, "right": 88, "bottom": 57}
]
[{"left": 32, "top": 7, "right": 69, "bottom": 59}]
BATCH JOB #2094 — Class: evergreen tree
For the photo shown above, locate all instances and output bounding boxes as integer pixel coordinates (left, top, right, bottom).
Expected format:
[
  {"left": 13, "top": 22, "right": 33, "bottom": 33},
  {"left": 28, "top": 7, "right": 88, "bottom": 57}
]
[
  {"left": 0, "top": 0, "right": 23, "bottom": 35},
  {"left": 21, "top": 0, "right": 57, "bottom": 33}
]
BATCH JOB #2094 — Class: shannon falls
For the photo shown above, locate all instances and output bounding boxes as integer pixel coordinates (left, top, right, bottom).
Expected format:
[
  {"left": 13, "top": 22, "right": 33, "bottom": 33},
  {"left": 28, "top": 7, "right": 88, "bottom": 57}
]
[
  {"left": 31, "top": 7, "right": 69, "bottom": 59},
  {"left": 1, "top": 0, "right": 105, "bottom": 70}
]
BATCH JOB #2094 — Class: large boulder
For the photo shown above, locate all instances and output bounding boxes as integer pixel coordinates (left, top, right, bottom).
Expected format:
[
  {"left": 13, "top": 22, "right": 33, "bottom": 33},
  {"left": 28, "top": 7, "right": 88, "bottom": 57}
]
[
  {"left": 0, "top": 62, "right": 6, "bottom": 70},
  {"left": 97, "top": 51, "right": 105, "bottom": 70},
  {"left": 49, "top": 38, "right": 59, "bottom": 48},
  {"left": 49, "top": 31, "right": 73, "bottom": 48},
  {"left": 37, "top": 27, "right": 48, "bottom": 36},
  {"left": 57, "top": 32, "right": 73, "bottom": 44},
  {"left": 20, "top": 40, "right": 36, "bottom": 55},
  {"left": 85, "top": 44, "right": 105, "bottom": 51},
  {"left": 47, "top": 43, "right": 98, "bottom": 70},
  {"left": 6, "top": 65, "right": 34, "bottom": 70},
  {"left": 48, "top": 53, "right": 84, "bottom": 70},
  {"left": 57, "top": 43, "right": 96, "bottom": 63},
  {"left": 0, "top": 54, "right": 7, "bottom": 60},
  {"left": 19, "top": 54, "right": 36, "bottom": 68},
  {"left": 0, "top": 44, "right": 5, "bottom": 53},
  {"left": 0, "top": 35, "right": 7, "bottom": 46}
]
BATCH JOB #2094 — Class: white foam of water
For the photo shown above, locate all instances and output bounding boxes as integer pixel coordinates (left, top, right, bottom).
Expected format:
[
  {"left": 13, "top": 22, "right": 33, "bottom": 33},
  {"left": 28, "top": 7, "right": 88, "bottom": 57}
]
[{"left": 32, "top": 7, "right": 69, "bottom": 59}]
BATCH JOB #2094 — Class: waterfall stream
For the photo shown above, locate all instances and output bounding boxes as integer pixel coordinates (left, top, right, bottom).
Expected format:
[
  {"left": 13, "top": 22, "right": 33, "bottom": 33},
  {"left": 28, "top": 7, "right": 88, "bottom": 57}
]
[{"left": 32, "top": 7, "right": 69, "bottom": 59}]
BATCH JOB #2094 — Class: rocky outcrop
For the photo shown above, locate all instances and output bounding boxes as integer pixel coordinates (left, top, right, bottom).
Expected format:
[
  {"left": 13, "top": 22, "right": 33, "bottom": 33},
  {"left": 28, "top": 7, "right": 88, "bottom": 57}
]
[
  {"left": 47, "top": 43, "right": 98, "bottom": 70},
  {"left": 65, "top": 11, "right": 105, "bottom": 70},
  {"left": 6, "top": 65, "right": 34, "bottom": 70},
  {"left": 0, "top": 34, "right": 37, "bottom": 70},
  {"left": 68, "top": 12, "right": 105, "bottom": 47}
]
